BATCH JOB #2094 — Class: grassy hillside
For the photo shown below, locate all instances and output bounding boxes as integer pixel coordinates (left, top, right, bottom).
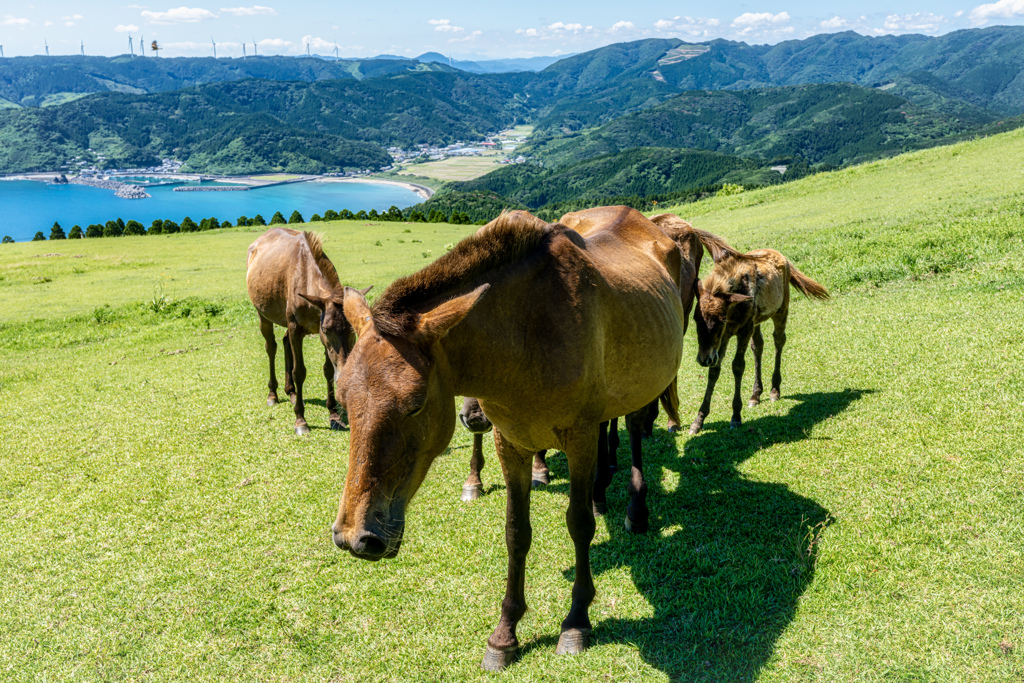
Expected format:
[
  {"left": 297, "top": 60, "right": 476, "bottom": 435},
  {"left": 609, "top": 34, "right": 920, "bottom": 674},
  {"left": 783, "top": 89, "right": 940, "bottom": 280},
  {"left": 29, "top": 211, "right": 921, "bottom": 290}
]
[{"left": 0, "top": 130, "right": 1022, "bottom": 680}]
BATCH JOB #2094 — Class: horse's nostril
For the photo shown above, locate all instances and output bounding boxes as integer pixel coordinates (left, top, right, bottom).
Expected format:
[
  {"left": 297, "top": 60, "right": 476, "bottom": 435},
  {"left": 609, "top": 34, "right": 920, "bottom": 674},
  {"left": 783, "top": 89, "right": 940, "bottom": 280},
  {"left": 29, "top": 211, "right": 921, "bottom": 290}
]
[{"left": 357, "top": 534, "right": 388, "bottom": 558}]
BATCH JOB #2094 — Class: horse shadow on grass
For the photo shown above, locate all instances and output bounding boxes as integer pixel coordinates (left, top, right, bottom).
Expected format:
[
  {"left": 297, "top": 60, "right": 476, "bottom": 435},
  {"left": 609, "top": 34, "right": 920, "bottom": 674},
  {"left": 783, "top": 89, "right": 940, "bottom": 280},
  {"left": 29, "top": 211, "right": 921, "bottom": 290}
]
[{"left": 543, "top": 389, "right": 866, "bottom": 681}]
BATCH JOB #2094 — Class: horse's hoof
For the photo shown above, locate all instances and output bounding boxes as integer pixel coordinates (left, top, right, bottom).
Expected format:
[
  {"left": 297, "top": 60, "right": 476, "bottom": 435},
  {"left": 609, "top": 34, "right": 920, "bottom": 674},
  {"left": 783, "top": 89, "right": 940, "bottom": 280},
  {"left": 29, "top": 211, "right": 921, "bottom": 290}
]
[
  {"left": 531, "top": 471, "right": 549, "bottom": 488},
  {"left": 624, "top": 515, "right": 649, "bottom": 534},
  {"left": 730, "top": 420, "right": 742, "bottom": 429},
  {"left": 667, "top": 424, "right": 680, "bottom": 434},
  {"left": 592, "top": 500, "right": 608, "bottom": 516},
  {"left": 481, "top": 644, "right": 518, "bottom": 671},
  {"left": 461, "top": 484, "right": 483, "bottom": 502},
  {"left": 294, "top": 424, "right": 311, "bottom": 436},
  {"left": 266, "top": 398, "right": 277, "bottom": 407},
  {"left": 749, "top": 399, "right": 760, "bottom": 408},
  {"left": 689, "top": 423, "right": 702, "bottom": 435},
  {"left": 329, "top": 419, "right": 347, "bottom": 431},
  {"left": 770, "top": 390, "right": 780, "bottom": 402},
  {"left": 555, "top": 628, "right": 590, "bottom": 656}
]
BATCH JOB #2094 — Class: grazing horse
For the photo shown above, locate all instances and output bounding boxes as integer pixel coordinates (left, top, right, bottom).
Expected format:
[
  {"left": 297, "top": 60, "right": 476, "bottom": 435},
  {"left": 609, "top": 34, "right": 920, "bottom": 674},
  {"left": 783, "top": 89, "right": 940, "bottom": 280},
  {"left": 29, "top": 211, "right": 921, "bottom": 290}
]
[
  {"left": 331, "top": 207, "right": 685, "bottom": 669},
  {"left": 690, "top": 247, "right": 830, "bottom": 434},
  {"left": 458, "top": 397, "right": 549, "bottom": 501},
  {"left": 246, "top": 228, "right": 364, "bottom": 434}
]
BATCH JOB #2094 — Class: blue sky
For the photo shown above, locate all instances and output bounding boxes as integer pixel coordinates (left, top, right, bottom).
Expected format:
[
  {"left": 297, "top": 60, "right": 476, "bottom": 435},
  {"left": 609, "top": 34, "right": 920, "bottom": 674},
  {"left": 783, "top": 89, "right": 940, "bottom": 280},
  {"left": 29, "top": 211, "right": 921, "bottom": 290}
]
[{"left": 2, "top": 1, "right": 1024, "bottom": 58}]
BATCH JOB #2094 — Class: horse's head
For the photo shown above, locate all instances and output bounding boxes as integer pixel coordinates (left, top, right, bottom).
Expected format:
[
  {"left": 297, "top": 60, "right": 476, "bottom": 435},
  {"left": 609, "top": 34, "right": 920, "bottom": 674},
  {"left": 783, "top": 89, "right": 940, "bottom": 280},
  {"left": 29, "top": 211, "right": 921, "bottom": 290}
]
[
  {"left": 693, "top": 277, "right": 752, "bottom": 368},
  {"left": 459, "top": 397, "right": 493, "bottom": 434},
  {"left": 299, "top": 285, "right": 372, "bottom": 374},
  {"left": 332, "top": 284, "right": 489, "bottom": 561}
]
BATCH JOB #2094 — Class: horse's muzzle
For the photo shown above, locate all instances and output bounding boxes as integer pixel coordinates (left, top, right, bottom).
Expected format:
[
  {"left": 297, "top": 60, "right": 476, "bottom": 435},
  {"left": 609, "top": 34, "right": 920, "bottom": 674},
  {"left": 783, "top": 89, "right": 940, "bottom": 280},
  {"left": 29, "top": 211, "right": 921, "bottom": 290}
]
[{"left": 332, "top": 524, "right": 402, "bottom": 561}]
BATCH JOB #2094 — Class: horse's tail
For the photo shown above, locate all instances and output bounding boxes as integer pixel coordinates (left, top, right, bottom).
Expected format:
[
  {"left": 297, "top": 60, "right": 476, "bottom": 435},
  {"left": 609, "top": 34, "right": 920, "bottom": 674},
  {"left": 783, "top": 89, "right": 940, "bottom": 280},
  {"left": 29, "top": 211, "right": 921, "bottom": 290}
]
[
  {"left": 658, "top": 377, "right": 682, "bottom": 431},
  {"left": 694, "top": 228, "right": 742, "bottom": 263},
  {"left": 788, "top": 261, "right": 830, "bottom": 300}
]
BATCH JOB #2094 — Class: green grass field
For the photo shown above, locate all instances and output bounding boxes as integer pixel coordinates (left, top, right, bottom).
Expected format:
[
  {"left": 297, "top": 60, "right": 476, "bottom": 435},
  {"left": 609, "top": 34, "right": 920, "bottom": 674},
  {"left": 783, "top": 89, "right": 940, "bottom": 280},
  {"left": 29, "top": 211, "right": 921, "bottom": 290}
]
[
  {"left": 397, "top": 155, "right": 505, "bottom": 182},
  {"left": 1, "top": 129, "right": 1023, "bottom": 681}
]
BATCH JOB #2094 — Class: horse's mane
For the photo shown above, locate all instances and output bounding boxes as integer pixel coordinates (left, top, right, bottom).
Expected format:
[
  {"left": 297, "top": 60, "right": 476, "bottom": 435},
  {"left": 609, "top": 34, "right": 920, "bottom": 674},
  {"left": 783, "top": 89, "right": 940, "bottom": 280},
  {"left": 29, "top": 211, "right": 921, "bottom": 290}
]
[
  {"left": 372, "top": 211, "right": 553, "bottom": 336},
  {"left": 302, "top": 231, "right": 341, "bottom": 289}
]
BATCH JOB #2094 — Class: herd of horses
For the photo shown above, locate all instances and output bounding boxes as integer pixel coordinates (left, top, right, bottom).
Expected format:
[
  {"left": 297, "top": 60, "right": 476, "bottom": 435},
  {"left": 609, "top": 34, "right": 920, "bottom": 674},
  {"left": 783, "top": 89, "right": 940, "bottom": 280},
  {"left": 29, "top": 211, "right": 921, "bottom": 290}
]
[{"left": 245, "top": 206, "right": 829, "bottom": 671}]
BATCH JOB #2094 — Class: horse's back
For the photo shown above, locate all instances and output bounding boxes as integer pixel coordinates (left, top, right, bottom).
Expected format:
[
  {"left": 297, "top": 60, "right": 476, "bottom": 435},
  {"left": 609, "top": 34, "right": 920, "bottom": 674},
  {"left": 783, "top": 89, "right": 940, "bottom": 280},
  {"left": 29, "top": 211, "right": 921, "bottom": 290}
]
[{"left": 246, "top": 228, "right": 307, "bottom": 326}]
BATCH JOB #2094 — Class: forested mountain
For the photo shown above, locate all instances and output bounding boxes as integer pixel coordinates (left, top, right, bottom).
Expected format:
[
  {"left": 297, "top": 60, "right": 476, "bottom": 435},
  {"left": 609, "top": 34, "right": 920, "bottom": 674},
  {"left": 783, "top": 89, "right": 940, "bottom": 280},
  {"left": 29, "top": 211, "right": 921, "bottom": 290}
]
[
  {"left": 0, "top": 73, "right": 528, "bottom": 173},
  {"left": 522, "top": 83, "right": 992, "bottom": 168},
  {"left": 0, "top": 55, "right": 451, "bottom": 108}
]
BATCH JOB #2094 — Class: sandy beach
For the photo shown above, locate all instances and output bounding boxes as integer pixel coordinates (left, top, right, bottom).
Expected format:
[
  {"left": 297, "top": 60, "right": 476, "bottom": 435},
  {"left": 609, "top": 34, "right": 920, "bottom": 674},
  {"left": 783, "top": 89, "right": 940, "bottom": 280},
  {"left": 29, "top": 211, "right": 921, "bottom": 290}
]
[{"left": 315, "top": 176, "right": 434, "bottom": 200}]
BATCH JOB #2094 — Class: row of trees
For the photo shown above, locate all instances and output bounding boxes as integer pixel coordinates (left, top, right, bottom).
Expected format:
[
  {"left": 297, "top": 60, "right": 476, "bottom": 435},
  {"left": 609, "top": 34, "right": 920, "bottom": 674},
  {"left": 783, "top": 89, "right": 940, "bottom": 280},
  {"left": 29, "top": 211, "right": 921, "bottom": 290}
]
[{"left": 6, "top": 204, "right": 480, "bottom": 243}]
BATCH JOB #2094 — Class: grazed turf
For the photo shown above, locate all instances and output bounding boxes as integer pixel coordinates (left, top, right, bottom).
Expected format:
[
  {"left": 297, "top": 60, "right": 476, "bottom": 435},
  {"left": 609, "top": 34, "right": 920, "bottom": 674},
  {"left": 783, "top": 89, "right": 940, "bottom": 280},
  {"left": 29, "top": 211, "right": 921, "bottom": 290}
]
[{"left": 0, "top": 130, "right": 1022, "bottom": 681}]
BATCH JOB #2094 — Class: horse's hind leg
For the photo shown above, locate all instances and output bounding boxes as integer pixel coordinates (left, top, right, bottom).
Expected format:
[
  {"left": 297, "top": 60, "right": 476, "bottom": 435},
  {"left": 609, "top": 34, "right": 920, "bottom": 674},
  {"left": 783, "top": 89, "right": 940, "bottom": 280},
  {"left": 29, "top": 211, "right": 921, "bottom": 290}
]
[
  {"left": 287, "top": 324, "right": 310, "bottom": 435},
  {"left": 607, "top": 417, "right": 620, "bottom": 473},
  {"left": 259, "top": 314, "right": 279, "bottom": 407},
  {"left": 592, "top": 422, "right": 612, "bottom": 515},
  {"left": 690, "top": 363, "right": 722, "bottom": 435},
  {"left": 462, "top": 433, "right": 486, "bottom": 501},
  {"left": 642, "top": 400, "right": 657, "bottom": 438},
  {"left": 532, "top": 451, "right": 549, "bottom": 488},
  {"left": 730, "top": 326, "right": 755, "bottom": 428},
  {"left": 282, "top": 332, "right": 296, "bottom": 403},
  {"left": 749, "top": 325, "right": 765, "bottom": 407},
  {"left": 624, "top": 407, "right": 650, "bottom": 533},
  {"left": 770, "top": 310, "right": 788, "bottom": 401},
  {"left": 324, "top": 347, "right": 346, "bottom": 431}
]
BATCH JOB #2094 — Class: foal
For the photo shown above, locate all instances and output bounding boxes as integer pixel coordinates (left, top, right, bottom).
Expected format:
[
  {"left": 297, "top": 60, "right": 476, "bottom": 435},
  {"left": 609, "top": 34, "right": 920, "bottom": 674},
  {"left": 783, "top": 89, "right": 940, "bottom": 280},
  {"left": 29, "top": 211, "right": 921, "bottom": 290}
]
[{"left": 690, "top": 247, "right": 829, "bottom": 434}]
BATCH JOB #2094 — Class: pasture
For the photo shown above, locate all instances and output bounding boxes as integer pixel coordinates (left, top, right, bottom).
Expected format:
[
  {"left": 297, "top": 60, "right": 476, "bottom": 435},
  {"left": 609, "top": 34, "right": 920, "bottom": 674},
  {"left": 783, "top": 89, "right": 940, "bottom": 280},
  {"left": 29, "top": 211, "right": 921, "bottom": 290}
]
[
  {"left": 397, "top": 154, "right": 505, "bottom": 182},
  {"left": 1, "top": 128, "right": 1023, "bottom": 681}
]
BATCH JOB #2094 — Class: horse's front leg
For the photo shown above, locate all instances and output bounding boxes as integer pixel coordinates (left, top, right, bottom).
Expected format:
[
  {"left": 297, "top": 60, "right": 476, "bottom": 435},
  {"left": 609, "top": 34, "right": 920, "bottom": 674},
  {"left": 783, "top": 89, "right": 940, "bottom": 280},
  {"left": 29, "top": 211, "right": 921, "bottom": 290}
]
[
  {"left": 592, "top": 421, "right": 611, "bottom": 515},
  {"left": 324, "top": 347, "right": 346, "bottom": 430},
  {"left": 607, "top": 417, "right": 620, "bottom": 473},
  {"left": 287, "top": 324, "right": 309, "bottom": 435},
  {"left": 532, "top": 450, "right": 549, "bottom": 488},
  {"left": 623, "top": 407, "right": 649, "bottom": 533},
  {"left": 749, "top": 325, "right": 765, "bottom": 407},
  {"left": 730, "top": 325, "right": 755, "bottom": 428},
  {"left": 461, "top": 433, "right": 486, "bottom": 501},
  {"left": 690, "top": 362, "right": 722, "bottom": 435},
  {"left": 482, "top": 430, "right": 533, "bottom": 671},
  {"left": 557, "top": 426, "right": 599, "bottom": 656}
]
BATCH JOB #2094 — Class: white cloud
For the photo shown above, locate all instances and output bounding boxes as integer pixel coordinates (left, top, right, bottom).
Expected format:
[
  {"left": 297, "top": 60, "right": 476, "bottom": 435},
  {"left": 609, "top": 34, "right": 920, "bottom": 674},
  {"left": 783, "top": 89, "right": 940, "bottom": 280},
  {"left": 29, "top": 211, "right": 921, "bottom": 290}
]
[
  {"left": 449, "top": 30, "right": 482, "bottom": 43},
  {"left": 732, "top": 11, "right": 791, "bottom": 27},
  {"left": 44, "top": 20, "right": 54, "bottom": 27},
  {"left": 302, "top": 35, "right": 335, "bottom": 51},
  {"left": 220, "top": 5, "right": 276, "bottom": 16},
  {"left": 515, "top": 27, "right": 541, "bottom": 37},
  {"left": 141, "top": 7, "right": 218, "bottom": 24},
  {"left": 654, "top": 15, "right": 720, "bottom": 35},
  {"left": 428, "top": 19, "right": 464, "bottom": 33},
  {"left": 115, "top": 24, "right": 140, "bottom": 32},
  {"left": 610, "top": 20, "right": 635, "bottom": 32},
  {"left": 2, "top": 15, "right": 31, "bottom": 26},
  {"left": 257, "top": 37, "right": 292, "bottom": 48},
  {"left": 969, "top": 0, "right": 1024, "bottom": 22},
  {"left": 955, "top": 9, "right": 965, "bottom": 16},
  {"left": 548, "top": 22, "right": 583, "bottom": 32},
  {"left": 882, "top": 12, "right": 945, "bottom": 32},
  {"left": 65, "top": 21, "right": 75, "bottom": 26},
  {"left": 820, "top": 16, "right": 848, "bottom": 29}
]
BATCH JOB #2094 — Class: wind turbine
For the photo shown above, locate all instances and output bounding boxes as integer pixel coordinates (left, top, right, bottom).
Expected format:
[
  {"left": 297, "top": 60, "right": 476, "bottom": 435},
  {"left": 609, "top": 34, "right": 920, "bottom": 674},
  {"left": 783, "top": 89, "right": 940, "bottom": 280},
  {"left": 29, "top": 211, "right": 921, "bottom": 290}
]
[
  {"left": 305, "top": 40, "right": 310, "bottom": 57},
  {"left": 242, "top": 41, "right": 247, "bottom": 58},
  {"left": 44, "top": 39, "right": 49, "bottom": 57},
  {"left": 128, "top": 34, "right": 134, "bottom": 57},
  {"left": 333, "top": 42, "right": 339, "bottom": 59},
  {"left": 211, "top": 36, "right": 217, "bottom": 59},
  {"left": 80, "top": 40, "right": 84, "bottom": 56},
  {"left": 252, "top": 38, "right": 258, "bottom": 56},
  {"left": 139, "top": 35, "right": 144, "bottom": 56},
  {"left": 0, "top": 45, "right": 4, "bottom": 59}
]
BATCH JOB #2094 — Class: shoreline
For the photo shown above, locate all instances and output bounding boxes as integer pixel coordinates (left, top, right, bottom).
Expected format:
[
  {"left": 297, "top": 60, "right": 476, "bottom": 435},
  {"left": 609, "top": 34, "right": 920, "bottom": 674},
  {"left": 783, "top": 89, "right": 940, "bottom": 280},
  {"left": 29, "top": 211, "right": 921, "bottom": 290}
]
[{"left": 313, "top": 176, "right": 434, "bottom": 200}]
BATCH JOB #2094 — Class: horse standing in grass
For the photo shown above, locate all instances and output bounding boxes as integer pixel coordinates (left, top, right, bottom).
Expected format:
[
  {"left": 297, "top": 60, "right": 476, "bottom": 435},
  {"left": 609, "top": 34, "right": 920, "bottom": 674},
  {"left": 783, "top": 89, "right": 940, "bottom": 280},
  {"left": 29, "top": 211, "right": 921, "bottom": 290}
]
[
  {"left": 690, "top": 246, "right": 830, "bottom": 434},
  {"left": 246, "top": 228, "right": 366, "bottom": 434},
  {"left": 331, "top": 207, "right": 686, "bottom": 669}
]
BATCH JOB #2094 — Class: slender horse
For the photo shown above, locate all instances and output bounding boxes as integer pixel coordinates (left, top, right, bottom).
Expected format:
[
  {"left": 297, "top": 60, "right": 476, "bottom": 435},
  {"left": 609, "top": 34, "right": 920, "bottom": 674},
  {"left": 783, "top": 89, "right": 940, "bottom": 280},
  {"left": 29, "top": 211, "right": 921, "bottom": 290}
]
[
  {"left": 690, "top": 246, "right": 830, "bottom": 434},
  {"left": 332, "top": 207, "right": 685, "bottom": 669},
  {"left": 246, "top": 228, "right": 365, "bottom": 434}
]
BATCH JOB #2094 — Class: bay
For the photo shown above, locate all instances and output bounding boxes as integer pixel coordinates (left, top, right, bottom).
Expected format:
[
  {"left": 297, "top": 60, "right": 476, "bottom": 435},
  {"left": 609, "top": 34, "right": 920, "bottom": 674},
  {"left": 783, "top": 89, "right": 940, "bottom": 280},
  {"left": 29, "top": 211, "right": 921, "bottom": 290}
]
[{"left": 0, "top": 179, "right": 423, "bottom": 242}]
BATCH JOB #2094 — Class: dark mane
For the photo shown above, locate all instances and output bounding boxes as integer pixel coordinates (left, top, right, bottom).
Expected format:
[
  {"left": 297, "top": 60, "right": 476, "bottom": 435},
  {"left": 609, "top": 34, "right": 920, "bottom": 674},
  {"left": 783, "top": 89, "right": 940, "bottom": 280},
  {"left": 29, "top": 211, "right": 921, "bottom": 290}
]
[
  {"left": 303, "top": 231, "right": 341, "bottom": 289},
  {"left": 373, "top": 211, "right": 553, "bottom": 336}
]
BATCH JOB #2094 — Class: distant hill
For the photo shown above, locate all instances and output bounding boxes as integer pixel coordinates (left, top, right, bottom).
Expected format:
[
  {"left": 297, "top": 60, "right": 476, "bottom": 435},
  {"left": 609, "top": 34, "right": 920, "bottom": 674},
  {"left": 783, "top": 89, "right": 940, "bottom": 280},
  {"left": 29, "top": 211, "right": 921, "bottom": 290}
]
[
  {"left": 415, "top": 52, "right": 568, "bottom": 73},
  {"left": 522, "top": 82, "right": 997, "bottom": 169}
]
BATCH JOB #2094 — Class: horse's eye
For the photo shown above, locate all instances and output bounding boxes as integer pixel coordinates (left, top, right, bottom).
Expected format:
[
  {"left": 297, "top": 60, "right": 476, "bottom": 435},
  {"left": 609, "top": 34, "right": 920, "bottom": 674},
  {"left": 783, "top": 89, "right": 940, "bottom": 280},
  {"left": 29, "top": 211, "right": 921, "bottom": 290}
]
[{"left": 406, "top": 404, "right": 425, "bottom": 418}]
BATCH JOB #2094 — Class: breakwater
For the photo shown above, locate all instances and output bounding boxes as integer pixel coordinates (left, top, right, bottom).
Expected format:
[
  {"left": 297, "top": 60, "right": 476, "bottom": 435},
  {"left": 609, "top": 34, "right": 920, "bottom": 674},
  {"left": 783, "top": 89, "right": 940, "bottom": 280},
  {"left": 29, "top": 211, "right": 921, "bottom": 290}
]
[
  {"left": 70, "top": 176, "right": 151, "bottom": 199},
  {"left": 173, "top": 186, "right": 249, "bottom": 192}
]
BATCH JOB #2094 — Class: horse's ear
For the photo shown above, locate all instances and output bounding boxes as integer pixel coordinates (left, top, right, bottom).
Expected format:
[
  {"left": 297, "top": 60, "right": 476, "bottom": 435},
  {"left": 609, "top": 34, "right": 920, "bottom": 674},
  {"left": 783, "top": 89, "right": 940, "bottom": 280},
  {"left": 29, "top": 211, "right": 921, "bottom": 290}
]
[
  {"left": 298, "top": 292, "right": 327, "bottom": 312},
  {"left": 414, "top": 284, "right": 489, "bottom": 344},
  {"left": 342, "top": 286, "right": 374, "bottom": 337},
  {"left": 359, "top": 285, "right": 373, "bottom": 296},
  {"left": 728, "top": 292, "right": 753, "bottom": 304}
]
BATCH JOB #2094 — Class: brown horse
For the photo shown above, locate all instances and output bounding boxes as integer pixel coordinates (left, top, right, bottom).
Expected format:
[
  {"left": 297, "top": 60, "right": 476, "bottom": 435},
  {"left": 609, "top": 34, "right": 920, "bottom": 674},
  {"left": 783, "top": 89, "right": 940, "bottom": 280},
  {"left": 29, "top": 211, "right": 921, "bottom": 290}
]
[
  {"left": 690, "top": 247, "right": 830, "bottom": 434},
  {"left": 331, "top": 206, "right": 686, "bottom": 669},
  {"left": 246, "top": 228, "right": 365, "bottom": 435}
]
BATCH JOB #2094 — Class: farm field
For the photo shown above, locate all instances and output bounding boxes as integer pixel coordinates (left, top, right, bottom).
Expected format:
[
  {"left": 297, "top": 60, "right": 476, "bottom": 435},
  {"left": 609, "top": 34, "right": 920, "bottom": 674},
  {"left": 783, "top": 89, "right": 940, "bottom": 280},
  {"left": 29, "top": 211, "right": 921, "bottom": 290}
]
[
  {"left": 397, "top": 154, "right": 506, "bottom": 182},
  {"left": 1, "top": 129, "right": 1023, "bottom": 681}
]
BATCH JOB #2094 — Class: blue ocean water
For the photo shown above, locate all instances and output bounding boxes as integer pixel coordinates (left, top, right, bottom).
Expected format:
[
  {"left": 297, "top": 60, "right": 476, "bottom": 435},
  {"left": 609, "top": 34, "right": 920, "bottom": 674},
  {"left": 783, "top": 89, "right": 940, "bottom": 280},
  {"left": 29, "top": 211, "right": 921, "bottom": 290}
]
[{"left": 0, "top": 179, "right": 423, "bottom": 242}]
